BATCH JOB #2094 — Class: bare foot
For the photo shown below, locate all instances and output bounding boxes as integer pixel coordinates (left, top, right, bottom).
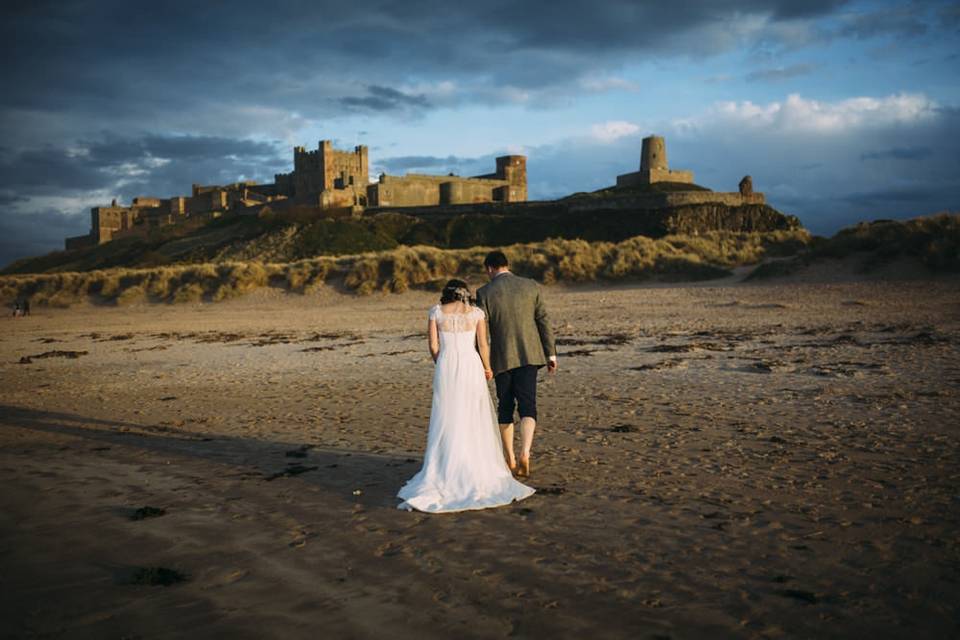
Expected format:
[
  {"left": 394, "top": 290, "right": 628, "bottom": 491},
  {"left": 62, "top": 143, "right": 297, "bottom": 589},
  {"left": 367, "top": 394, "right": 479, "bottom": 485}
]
[{"left": 518, "top": 455, "right": 531, "bottom": 478}]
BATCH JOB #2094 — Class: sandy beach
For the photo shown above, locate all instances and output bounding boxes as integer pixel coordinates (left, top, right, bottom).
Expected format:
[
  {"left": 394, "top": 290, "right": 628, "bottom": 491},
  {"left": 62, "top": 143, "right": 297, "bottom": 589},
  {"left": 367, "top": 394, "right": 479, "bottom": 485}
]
[{"left": 2, "top": 272, "right": 959, "bottom": 639}]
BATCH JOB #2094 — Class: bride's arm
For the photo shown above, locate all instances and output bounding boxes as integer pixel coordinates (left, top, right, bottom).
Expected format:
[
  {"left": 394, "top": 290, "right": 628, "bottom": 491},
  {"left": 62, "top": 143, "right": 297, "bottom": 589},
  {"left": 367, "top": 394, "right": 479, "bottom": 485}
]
[
  {"left": 475, "top": 317, "right": 493, "bottom": 379},
  {"left": 428, "top": 317, "right": 440, "bottom": 362}
]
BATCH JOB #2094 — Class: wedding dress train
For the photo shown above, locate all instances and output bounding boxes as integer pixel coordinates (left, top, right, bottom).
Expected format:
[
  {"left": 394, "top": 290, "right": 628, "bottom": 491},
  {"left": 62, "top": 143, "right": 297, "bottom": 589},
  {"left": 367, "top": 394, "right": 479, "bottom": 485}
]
[{"left": 398, "top": 305, "right": 534, "bottom": 513}]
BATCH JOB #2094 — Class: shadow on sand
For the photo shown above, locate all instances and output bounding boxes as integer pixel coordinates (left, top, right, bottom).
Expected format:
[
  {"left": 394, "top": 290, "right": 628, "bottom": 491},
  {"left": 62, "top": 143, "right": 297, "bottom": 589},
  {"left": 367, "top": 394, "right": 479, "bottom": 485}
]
[{"left": 0, "top": 403, "right": 419, "bottom": 509}]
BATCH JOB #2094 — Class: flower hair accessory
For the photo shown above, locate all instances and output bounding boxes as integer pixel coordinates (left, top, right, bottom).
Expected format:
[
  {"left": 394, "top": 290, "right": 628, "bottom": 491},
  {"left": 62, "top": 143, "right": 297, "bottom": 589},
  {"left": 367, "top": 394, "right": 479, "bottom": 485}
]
[
  {"left": 439, "top": 279, "right": 474, "bottom": 305},
  {"left": 449, "top": 286, "right": 471, "bottom": 303}
]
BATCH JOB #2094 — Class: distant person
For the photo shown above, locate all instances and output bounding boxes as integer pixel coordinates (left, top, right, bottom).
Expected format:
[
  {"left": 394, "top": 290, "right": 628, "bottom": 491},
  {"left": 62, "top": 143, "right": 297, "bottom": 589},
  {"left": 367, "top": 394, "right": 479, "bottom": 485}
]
[
  {"left": 12, "top": 300, "right": 21, "bottom": 317},
  {"left": 397, "top": 279, "right": 534, "bottom": 513},
  {"left": 476, "top": 250, "right": 557, "bottom": 478},
  {"left": 21, "top": 298, "right": 30, "bottom": 317}
]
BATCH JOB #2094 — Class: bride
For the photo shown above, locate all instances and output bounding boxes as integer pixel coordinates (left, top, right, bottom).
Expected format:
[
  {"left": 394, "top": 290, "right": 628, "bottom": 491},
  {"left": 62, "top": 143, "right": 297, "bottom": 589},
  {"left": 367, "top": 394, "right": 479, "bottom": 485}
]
[{"left": 397, "top": 280, "right": 535, "bottom": 513}]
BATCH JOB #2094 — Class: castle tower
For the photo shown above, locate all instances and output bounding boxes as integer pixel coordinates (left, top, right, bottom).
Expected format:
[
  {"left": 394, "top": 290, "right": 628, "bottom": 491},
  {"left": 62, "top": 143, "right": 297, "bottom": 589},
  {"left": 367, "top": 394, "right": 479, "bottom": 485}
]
[
  {"left": 616, "top": 135, "right": 694, "bottom": 187},
  {"left": 319, "top": 140, "right": 334, "bottom": 190},
  {"left": 495, "top": 155, "right": 527, "bottom": 202},
  {"left": 318, "top": 140, "right": 368, "bottom": 190},
  {"left": 640, "top": 135, "right": 668, "bottom": 172}
]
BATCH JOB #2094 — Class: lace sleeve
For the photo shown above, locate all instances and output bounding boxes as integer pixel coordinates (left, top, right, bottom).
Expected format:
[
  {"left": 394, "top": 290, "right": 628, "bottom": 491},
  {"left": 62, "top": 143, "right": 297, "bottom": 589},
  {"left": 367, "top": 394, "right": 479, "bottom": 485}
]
[
  {"left": 428, "top": 304, "right": 440, "bottom": 322},
  {"left": 470, "top": 306, "right": 485, "bottom": 333}
]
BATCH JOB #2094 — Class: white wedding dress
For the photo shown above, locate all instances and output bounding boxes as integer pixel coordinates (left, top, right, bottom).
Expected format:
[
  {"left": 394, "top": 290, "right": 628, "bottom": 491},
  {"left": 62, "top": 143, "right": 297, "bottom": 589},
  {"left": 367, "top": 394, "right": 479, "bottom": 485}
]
[{"left": 398, "top": 304, "right": 535, "bottom": 513}]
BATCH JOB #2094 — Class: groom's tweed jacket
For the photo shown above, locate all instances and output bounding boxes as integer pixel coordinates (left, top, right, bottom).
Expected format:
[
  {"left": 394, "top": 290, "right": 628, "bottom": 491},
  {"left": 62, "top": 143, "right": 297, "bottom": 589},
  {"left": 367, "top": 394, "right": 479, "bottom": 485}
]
[{"left": 476, "top": 272, "right": 556, "bottom": 376}]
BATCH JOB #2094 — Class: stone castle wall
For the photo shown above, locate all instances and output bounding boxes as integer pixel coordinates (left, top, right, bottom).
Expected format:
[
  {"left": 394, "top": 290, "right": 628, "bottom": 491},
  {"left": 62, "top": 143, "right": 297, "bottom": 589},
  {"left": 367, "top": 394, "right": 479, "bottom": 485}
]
[
  {"left": 440, "top": 180, "right": 503, "bottom": 205},
  {"left": 65, "top": 234, "right": 95, "bottom": 250},
  {"left": 369, "top": 192, "right": 768, "bottom": 219},
  {"left": 568, "top": 191, "right": 766, "bottom": 213},
  {"left": 367, "top": 155, "right": 526, "bottom": 207},
  {"left": 616, "top": 169, "right": 695, "bottom": 188}
]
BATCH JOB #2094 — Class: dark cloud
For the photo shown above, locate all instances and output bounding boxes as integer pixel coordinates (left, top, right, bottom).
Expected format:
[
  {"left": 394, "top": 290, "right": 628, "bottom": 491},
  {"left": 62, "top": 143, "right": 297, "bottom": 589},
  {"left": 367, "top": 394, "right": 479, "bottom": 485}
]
[
  {"left": 838, "top": 4, "right": 930, "bottom": 40},
  {"left": 0, "top": 132, "right": 290, "bottom": 266},
  {"left": 0, "top": 134, "right": 287, "bottom": 198},
  {"left": 0, "top": 191, "right": 30, "bottom": 206},
  {"left": 85, "top": 135, "right": 283, "bottom": 167},
  {"left": 822, "top": 181, "right": 960, "bottom": 229},
  {"left": 769, "top": 0, "right": 850, "bottom": 19},
  {"left": 340, "top": 86, "right": 431, "bottom": 113},
  {"left": 840, "top": 186, "right": 934, "bottom": 204},
  {"left": 860, "top": 147, "right": 934, "bottom": 161},
  {"left": 0, "top": 0, "right": 860, "bottom": 126},
  {"left": 746, "top": 63, "right": 817, "bottom": 83},
  {"left": 0, "top": 209, "right": 88, "bottom": 270},
  {"left": 940, "top": 3, "right": 960, "bottom": 28},
  {"left": 0, "top": 148, "right": 114, "bottom": 194}
]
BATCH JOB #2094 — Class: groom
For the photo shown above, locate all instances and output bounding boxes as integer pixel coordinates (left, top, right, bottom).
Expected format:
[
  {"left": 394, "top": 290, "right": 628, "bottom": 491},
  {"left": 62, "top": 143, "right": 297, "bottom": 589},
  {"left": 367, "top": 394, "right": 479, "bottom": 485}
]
[{"left": 476, "top": 250, "right": 556, "bottom": 477}]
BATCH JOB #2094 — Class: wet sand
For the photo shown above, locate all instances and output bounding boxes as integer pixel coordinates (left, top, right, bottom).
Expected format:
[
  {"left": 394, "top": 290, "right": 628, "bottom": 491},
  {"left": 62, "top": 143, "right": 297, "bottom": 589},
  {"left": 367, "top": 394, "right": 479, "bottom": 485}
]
[{"left": 2, "top": 275, "right": 959, "bottom": 639}]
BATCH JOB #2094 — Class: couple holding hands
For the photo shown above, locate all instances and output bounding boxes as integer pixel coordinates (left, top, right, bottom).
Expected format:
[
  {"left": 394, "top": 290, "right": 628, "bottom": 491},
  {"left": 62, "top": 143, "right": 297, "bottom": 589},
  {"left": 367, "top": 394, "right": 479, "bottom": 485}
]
[{"left": 398, "top": 250, "right": 557, "bottom": 513}]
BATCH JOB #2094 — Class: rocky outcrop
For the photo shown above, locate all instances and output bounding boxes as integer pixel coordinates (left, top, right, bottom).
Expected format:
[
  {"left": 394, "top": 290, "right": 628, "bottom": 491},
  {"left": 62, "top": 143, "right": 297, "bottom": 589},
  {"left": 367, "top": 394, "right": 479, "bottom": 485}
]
[{"left": 373, "top": 198, "right": 801, "bottom": 248}]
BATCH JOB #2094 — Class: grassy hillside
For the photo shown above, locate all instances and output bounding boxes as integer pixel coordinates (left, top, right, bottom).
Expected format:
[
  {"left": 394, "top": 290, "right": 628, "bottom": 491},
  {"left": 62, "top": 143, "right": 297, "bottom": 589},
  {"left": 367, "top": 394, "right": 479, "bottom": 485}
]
[
  {"left": 2, "top": 196, "right": 801, "bottom": 276},
  {"left": 0, "top": 230, "right": 810, "bottom": 306}
]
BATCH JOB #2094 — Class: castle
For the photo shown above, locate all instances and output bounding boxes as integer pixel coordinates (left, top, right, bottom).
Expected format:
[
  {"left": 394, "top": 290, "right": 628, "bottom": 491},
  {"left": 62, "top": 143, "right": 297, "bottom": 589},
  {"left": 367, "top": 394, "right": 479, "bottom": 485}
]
[
  {"left": 65, "top": 134, "right": 767, "bottom": 250},
  {"left": 65, "top": 140, "right": 529, "bottom": 249}
]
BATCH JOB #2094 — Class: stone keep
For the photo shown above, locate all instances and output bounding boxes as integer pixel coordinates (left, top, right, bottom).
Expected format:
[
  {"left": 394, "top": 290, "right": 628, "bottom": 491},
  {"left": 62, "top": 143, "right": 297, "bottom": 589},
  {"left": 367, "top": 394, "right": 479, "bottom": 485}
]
[
  {"left": 641, "top": 136, "right": 668, "bottom": 172},
  {"left": 617, "top": 135, "right": 694, "bottom": 188}
]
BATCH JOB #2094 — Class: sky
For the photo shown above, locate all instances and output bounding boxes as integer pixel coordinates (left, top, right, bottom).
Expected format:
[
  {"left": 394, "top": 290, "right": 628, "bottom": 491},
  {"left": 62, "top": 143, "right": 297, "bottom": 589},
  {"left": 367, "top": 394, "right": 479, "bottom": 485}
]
[{"left": 1, "top": 0, "right": 958, "bottom": 267}]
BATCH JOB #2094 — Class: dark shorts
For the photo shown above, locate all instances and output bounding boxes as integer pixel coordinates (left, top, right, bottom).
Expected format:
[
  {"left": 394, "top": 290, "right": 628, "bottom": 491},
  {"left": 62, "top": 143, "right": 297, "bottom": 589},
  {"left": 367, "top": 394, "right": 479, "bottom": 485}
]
[{"left": 494, "top": 365, "right": 539, "bottom": 424}]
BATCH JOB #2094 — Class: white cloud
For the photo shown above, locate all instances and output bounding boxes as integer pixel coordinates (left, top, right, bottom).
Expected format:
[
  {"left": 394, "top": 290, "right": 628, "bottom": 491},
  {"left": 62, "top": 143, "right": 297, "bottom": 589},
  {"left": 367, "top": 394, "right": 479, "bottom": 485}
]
[
  {"left": 11, "top": 192, "right": 112, "bottom": 218},
  {"left": 579, "top": 76, "right": 640, "bottom": 93},
  {"left": 182, "top": 105, "right": 315, "bottom": 142},
  {"left": 678, "top": 93, "right": 939, "bottom": 134},
  {"left": 703, "top": 74, "right": 733, "bottom": 84},
  {"left": 498, "top": 86, "right": 533, "bottom": 105},
  {"left": 589, "top": 120, "right": 640, "bottom": 143},
  {"left": 400, "top": 80, "right": 459, "bottom": 102}
]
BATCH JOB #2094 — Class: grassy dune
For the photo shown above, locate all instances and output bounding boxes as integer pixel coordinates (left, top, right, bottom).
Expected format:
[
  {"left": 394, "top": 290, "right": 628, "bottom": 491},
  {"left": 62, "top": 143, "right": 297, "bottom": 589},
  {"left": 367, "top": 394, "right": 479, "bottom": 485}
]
[
  {"left": 0, "top": 230, "right": 809, "bottom": 307},
  {"left": 748, "top": 213, "right": 960, "bottom": 279}
]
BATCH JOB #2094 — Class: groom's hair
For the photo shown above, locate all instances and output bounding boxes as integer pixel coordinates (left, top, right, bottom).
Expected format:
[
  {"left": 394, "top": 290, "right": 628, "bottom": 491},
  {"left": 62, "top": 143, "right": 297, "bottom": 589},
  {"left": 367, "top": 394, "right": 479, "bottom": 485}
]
[{"left": 484, "top": 250, "right": 509, "bottom": 269}]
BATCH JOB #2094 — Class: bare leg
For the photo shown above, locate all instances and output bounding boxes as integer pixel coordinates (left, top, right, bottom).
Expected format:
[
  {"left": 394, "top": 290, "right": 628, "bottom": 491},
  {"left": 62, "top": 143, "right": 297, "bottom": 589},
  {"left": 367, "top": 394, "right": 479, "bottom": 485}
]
[
  {"left": 499, "top": 422, "right": 516, "bottom": 469},
  {"left": 518, "top": 417, "right": 536, "bottom": 476}
]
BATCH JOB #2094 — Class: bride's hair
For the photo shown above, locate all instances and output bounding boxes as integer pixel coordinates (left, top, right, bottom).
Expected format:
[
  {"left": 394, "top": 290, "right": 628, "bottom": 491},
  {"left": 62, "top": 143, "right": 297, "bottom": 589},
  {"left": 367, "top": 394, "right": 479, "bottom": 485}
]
[{"left": 440, "top": 279, "right": 474, "bottom": 305}]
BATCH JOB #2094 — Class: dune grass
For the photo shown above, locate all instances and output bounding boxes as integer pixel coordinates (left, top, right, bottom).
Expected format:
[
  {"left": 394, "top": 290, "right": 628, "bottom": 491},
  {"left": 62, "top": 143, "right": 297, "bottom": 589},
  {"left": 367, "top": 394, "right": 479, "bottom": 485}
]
[
  {"left": 748, "top": 213, "right": 960, "bottom": 279},
  {"left": 808, "top": 213, "right": 960, "bottom": 269},
  {"left": 0, "top": 229, "right": 810, "bottom": 307}
]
